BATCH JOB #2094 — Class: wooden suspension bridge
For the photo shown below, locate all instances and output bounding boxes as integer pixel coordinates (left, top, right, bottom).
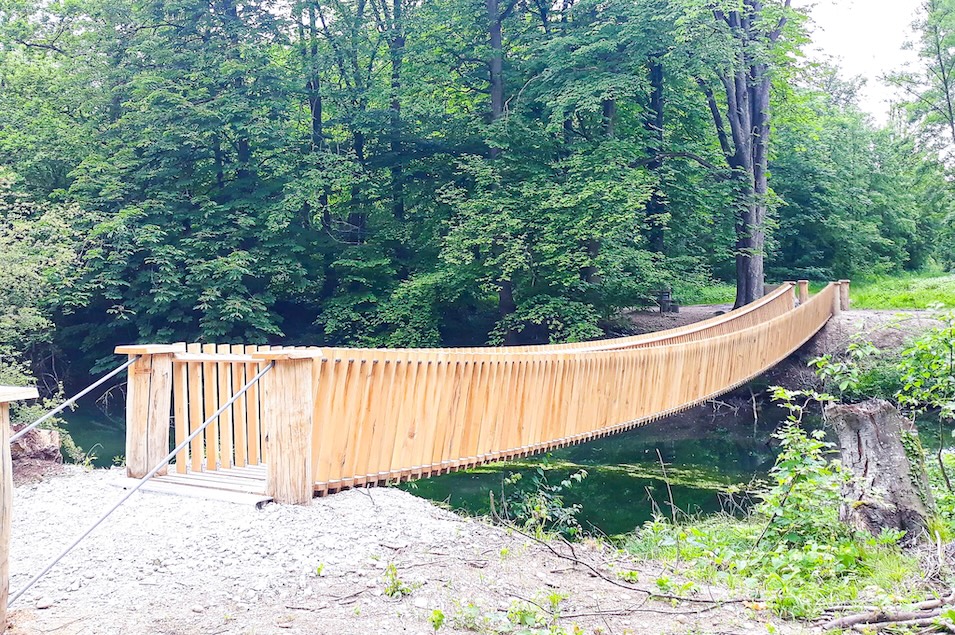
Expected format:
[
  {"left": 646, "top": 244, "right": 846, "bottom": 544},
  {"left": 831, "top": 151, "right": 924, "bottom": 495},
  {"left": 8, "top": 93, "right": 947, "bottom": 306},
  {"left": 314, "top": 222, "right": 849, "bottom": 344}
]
[
  {"left": 106, "top": 279, "right": 847, "bottom": 505},
  {"left": 1, "top": 280, "right": 846, "bottom": 621}
]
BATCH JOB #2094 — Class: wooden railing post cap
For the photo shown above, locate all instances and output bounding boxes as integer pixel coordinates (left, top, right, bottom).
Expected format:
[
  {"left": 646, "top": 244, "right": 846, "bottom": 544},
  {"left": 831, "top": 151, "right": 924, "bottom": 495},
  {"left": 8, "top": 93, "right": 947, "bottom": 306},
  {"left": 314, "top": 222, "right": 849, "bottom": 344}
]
[
  {"left": 0, "top": 386, "right": 39, "bottom": 403},
  {"left": 251, "top": 349, "right": 325, "bottom": 361},
  {"left": 114, "top": 343, "right": 187, "bottom": 355}
]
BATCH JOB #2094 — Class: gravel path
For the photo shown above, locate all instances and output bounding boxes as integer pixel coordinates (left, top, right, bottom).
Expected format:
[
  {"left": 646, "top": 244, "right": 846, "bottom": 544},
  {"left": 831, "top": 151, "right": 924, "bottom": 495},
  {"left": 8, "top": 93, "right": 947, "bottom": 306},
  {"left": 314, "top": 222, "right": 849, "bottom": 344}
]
[{"left": 6, "top": 467, "right": 808, "bottom": 635}]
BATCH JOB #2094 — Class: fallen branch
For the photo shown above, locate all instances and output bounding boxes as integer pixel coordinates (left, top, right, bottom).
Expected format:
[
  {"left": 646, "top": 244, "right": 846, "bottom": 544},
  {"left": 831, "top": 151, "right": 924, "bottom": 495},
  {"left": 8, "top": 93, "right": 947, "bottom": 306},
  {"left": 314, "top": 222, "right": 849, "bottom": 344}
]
[{"left": 823, "top": 590, "right": 955, "bottom": 630}]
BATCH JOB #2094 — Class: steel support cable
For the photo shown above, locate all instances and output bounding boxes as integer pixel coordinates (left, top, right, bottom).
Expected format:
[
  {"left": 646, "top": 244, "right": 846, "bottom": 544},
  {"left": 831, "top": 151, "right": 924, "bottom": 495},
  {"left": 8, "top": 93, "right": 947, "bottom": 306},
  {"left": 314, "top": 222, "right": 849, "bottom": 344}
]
[
  {"left": 10, "top": 356, "right": 143, "bottom": 445},
  {"left": 7, "top": 361, "right": 275, "bottom": 607}
]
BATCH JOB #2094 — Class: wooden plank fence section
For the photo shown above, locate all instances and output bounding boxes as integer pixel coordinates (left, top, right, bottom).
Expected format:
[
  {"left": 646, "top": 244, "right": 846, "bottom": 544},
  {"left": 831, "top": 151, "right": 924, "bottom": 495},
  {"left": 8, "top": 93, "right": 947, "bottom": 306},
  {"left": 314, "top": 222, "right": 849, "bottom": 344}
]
[{"left": 117, "top": 281, "right": 844, "bottom": 503}]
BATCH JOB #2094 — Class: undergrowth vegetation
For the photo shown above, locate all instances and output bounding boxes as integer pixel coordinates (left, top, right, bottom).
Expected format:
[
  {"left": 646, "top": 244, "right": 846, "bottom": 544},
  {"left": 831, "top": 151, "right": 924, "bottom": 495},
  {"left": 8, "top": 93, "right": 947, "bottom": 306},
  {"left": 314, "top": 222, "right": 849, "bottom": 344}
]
[{"left": 624, "top": 406, "right": 923, "bottom": 619}]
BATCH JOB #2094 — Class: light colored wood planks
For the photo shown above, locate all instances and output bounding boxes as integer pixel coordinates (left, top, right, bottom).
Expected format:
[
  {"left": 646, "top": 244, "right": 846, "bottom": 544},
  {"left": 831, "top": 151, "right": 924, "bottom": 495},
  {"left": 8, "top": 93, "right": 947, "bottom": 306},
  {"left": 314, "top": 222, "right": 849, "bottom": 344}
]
[
  {"left": 262, "top": 357, "right": 314, "bottom": 504},
  {"left": 173, "top": 354, "right": 188, "bottom": 474},
  {"left": 202, "top": 343, "right": 218, "bottom": 471},
  {"left": 0, "top": 387, "right": 38, "bottom": 402}
]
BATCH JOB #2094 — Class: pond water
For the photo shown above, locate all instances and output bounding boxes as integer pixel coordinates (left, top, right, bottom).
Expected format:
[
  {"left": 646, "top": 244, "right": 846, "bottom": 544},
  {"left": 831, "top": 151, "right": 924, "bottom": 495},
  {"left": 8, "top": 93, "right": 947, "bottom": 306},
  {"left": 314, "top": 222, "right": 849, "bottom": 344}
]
[{"left": 63, "top": 407, "right": 126, "bottom": 468}]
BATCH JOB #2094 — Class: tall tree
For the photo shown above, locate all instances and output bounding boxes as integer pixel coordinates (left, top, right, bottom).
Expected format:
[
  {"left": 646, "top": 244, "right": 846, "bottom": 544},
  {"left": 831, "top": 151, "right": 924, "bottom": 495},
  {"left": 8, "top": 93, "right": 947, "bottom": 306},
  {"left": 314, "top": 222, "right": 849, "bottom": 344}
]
[{"left": 682, "top": 0, "right": 799, "bottom": 307}]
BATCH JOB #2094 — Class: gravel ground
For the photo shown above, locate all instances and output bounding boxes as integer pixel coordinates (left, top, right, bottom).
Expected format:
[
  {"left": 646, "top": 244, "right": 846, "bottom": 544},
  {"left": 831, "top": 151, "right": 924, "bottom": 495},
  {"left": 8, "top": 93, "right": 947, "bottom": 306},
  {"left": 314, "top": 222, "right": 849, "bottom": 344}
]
[{"left": 5, "top": 467, "right": 809, "bottom": 635}]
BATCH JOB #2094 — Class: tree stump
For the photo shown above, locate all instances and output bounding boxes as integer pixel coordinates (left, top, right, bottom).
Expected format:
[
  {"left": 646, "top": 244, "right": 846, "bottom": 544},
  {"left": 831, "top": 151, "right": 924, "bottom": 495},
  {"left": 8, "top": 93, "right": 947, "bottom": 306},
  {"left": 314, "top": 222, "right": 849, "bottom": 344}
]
[{"left": 826, "top": 399, "right": 934, "bottom": 544}]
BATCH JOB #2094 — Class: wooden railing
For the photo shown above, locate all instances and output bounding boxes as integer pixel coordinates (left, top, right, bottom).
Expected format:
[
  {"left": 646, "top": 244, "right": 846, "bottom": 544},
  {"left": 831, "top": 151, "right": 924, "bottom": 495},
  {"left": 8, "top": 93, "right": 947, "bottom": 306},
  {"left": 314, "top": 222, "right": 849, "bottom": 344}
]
[{"left": 116, "top": 281, "right": 846, "bottom": 503}]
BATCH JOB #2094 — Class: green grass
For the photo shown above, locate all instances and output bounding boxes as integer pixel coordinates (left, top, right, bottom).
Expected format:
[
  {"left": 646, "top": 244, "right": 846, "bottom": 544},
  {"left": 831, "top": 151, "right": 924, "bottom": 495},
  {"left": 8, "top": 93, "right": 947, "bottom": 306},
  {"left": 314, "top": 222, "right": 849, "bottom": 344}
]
[
  {"left": 849, "top": 272, "right": 955, "bottom": 310},
  {"left": 677, "top": 282, "right": 736, "bottom": 306},
  {"left": 677, "top": 272, "right": 955, "bottom": 309}
]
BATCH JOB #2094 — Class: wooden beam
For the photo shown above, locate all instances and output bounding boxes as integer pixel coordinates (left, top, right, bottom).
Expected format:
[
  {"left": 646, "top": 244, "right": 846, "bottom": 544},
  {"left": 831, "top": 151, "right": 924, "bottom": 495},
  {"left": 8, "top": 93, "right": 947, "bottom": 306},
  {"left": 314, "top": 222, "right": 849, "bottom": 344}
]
[
  {"left": 0, "top": 387, "right": 38, "bottom": 402},
  {"left": 1, "top": 387, "right": 37, "bottom": 630},
  {"left": 125, "top": 353, "right": 175, "bottom": 478},
  {"left": 114, "top": 344, "right": 187, "bottom": 355},
  {"left": 252, "top": 349, "right": 325, "bottom": 361},
  {"left": 839, "top": 279, "right": 851, "bottom": 311},
  {"left": 261, "top": 358, "right": 314, "bottom": 504},
  {"left": 797, "top": 280, "right": 809, "bottom": 304}
]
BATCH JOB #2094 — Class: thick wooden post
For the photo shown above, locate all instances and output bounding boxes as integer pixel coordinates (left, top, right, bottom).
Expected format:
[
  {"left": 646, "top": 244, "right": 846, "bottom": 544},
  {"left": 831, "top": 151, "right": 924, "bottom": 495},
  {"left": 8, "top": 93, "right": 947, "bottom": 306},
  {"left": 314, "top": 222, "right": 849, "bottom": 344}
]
[
  {"left": 783, "top": 281, "right": 797, "bottom": 309},
  {"left": 253, "top": 350, "right": 318, "bottom": 505},
  {"left": 839, "top": 279, "right": 851, "bottom": 311},
  {"left": 832, "top": 281, "right": 843, "bottom": 317},
  {"left": 1, "top": 386, "right": 38, "bottom": 631},
  {"left": 115, "top": 345, "right": 185, "bottom": 478},
  {"left": 797, "top": 280, "right": 809, "bottom": 304}
]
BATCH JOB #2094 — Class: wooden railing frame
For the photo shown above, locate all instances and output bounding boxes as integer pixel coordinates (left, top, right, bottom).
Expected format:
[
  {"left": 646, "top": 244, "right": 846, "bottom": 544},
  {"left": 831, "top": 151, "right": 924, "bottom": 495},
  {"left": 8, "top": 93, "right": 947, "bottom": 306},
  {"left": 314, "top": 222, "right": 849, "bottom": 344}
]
[
  {"left": 116, "top": 282, "right": 844, "bottom": 505},
  {"left": 1, "top": 386, "right": 39, "bottom": 629}
]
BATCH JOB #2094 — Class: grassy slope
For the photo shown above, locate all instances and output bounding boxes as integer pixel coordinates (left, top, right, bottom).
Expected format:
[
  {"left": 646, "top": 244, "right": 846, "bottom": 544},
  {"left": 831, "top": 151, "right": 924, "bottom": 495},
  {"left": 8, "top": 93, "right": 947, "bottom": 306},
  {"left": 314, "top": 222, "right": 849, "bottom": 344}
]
[{"left": 680, "top": 272, "right": 955, "bottom": 310}]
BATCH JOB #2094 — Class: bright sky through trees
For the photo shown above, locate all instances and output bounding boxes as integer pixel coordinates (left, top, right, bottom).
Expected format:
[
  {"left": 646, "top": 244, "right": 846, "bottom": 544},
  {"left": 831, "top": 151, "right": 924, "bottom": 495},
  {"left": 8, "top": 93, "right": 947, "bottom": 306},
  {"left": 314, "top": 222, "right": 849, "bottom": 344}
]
[{"left": 805, "top": 0, "right": 922, "bottom": 122}]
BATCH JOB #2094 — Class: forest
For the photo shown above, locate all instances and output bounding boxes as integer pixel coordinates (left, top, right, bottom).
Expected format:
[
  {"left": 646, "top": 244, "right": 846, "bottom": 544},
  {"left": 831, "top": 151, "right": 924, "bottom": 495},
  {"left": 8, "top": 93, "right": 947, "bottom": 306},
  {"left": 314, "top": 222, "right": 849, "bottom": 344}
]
[{"left": 1, "top": 0, "right": 954, "bottom": 387}]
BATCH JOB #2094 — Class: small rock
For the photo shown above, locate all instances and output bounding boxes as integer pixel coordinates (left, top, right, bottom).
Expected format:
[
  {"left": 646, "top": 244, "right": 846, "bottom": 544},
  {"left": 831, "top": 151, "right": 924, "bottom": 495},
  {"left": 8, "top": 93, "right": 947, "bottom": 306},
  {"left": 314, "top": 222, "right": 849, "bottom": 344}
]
[
  {"left": 675, "top": 615, "right": 688, "bottom": 624},
  {"left": 35, "top": 597, "right": 54, "bottom": 610},
  {"left": 413, "top": 597, "right": 428, "bottom": 609},
  {"left": 191, "top": 606, "right": 204, "bottom": 614}
]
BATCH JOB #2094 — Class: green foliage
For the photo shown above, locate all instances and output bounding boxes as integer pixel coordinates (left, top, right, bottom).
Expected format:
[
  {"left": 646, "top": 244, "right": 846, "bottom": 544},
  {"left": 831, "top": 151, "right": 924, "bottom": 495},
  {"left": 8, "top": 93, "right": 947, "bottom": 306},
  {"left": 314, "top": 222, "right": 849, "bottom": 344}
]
[
  {"left": 495, "top": 462, "right": 588, "bottom": 539},
  {"left": 625, "top": 389, "right": 922, "bottom": 618},
  {"left": 769, "top": 70, "right": 952, "bottom": 281},
  {"left": 897, "top": 312, "right": 955, "bottom": 422},
  {"left": 810, "top": 337, "right": 880, "bottom": 399},
  {"left": 0, "top": 0, "right": 950, "bottom": 378},
  {"left": 760, "top": 389, "right": 842, "bottom": 545},
  {"left": 382, "top": 563, "right": 416, "bottom": 598},
  {"left": 0, "top": 174, "right": 88, "bottom": 456},
  {"left": 429, "top": 608, "right": 446, "bottom": 632},
  {"left": 450, "top": 594, "right": 582, "bottom": 635}
]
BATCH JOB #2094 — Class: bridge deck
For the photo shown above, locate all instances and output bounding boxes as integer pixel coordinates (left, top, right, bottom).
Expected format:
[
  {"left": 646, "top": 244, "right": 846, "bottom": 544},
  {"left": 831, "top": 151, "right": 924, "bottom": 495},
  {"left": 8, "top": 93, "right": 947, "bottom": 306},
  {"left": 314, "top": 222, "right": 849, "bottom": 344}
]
[{"left": 135, "top": 464, "right": 270, "bottom": 505}]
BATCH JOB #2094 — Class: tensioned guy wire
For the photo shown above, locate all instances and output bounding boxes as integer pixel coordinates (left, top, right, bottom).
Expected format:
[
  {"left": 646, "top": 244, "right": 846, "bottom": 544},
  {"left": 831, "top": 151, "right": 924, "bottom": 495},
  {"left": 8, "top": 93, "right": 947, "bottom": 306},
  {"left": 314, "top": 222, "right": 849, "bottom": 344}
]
[
  {"left": 9, "top": 356, "right": 142, "bottom": 444},
  {"left": 7, "top": 361, "right": 275, "bottom": 607}
]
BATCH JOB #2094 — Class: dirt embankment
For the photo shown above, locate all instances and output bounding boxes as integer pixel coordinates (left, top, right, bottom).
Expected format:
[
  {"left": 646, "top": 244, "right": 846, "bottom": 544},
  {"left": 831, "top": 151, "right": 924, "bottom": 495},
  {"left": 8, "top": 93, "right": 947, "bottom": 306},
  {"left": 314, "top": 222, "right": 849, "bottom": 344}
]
[{"left": 762, "top": 309, "right": 945, "bottom": 391}]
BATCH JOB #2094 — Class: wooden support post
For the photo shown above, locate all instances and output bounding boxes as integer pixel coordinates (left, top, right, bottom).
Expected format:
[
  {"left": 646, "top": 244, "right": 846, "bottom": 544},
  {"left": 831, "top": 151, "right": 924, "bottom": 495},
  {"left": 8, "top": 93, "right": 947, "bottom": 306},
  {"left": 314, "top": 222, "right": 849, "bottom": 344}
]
[
  {"left": 839, "top": 279, "right": 851, "bottom": 311},
  {"left": 797, "top": 280, "right": 809, "bottom": 304},
  {"left": 1, "top": 386, "right": 38, "bottom": 631},
  {"left": 832, "top": 282, "right": 843, "bottom": 317},
  {"left": 115, "top": 345, "right": 185, "bottom": 479},
  {"left": 253, "top": 350, "right": 319, "bottom": 505}
]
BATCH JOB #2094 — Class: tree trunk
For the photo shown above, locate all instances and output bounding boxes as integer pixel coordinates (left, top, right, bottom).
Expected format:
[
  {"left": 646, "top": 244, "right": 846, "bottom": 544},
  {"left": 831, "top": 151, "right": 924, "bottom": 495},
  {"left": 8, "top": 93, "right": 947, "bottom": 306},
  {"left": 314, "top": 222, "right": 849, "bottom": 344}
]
[
  {"left": 487, "top": 0, "right": 517, "bottom": 343},
  {"left": 644, "top": 56, "right": 666, "bottom": 253},
  {"left": 387, "top": 0, "right": 405, "bottom": 221},
  {"left": 702, "top": 4, "right": 790, "bottom": 307},
  {"left": 487, "top": 0, "right": 504, "bottom": 135},
  {"left": 826, "top": 399, "right": 934, "bottom": 545}
]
